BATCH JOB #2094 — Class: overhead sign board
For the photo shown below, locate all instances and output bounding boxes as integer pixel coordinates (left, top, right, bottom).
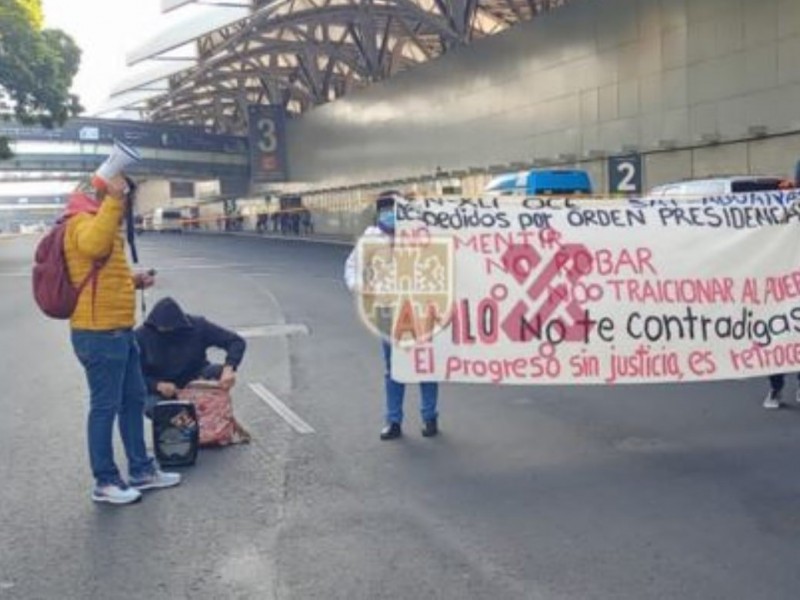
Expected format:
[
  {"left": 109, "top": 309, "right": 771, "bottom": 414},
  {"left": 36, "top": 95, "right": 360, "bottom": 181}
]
[
  {"left": 0, "top": 118, "right": 247, "bottom": 154},
  {"left": 247, "top": 105, "right": 289, "bottom": 184}
]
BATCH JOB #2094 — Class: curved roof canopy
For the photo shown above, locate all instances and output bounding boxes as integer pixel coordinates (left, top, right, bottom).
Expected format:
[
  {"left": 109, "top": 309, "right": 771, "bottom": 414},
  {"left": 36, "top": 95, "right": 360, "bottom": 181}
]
[{"left": 110, "top": 0, "right": 571, "bottom": 132}]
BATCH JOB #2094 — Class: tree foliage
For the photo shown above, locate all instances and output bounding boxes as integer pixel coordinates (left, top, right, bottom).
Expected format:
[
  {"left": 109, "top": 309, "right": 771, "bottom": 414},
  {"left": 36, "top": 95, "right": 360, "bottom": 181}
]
[
  {"left": 14, "top": 0, "right": 43, "bottom": 29},
  {"left": 0, "top": 0, "right": 82, "bottom": 159}
]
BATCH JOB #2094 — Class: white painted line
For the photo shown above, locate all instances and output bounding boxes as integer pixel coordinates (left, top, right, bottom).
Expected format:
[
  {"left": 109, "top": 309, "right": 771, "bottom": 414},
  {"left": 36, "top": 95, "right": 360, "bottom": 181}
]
[
  {"left": 193, "top": 231, "right": 354, "bottom": 247},
  {"left": 236, "top": 323, "right": 310, "bottom": 339},
  {"left": 248, "top": 382, "right": 315, "bottom": 434},
  {"left": 154, "top": 262, "right": 261, "bottom": 271},
  {"left": 247, "top": 272, "right": 342, "bottom": 284}
]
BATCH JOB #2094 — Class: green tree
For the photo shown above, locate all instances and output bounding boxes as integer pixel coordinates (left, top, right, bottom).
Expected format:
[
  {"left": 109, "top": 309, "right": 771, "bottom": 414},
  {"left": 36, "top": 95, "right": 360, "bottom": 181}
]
[
  {"left": 0, "top": 0, "right": 82, "bottom": 159},
  {"left": 14, "top": 0, "right": 43, "bottom": 29}
]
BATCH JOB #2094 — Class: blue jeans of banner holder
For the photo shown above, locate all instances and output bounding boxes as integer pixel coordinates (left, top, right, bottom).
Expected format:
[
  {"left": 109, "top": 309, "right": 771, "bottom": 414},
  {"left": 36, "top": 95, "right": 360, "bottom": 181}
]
[
  {"left": 769, "top": 373, "right": 800, "bottom": 393},
  {"left": 71, "top": 329, "right": 155, "bottom": 486},
  {"left": 383, "top": 342, "right": 438, "bottom": 425}
]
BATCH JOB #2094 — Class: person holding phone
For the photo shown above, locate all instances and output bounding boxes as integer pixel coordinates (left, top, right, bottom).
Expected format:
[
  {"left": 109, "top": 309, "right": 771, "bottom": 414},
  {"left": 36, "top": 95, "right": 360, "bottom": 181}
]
[{"left": 66, "top": 175, "right": 181, "bottom": 505}]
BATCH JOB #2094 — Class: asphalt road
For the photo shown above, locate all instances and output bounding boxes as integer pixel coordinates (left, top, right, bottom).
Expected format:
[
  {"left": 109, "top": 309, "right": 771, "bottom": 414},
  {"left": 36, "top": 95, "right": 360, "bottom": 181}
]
[{"left": 1, "top": 232, "right": 800, "bottom": 600}]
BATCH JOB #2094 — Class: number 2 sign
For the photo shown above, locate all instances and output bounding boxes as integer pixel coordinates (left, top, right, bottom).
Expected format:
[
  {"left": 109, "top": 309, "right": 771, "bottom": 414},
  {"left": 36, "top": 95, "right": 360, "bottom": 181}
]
[{"left": 608, "top": 155, "right": 642, "bottom": 195}]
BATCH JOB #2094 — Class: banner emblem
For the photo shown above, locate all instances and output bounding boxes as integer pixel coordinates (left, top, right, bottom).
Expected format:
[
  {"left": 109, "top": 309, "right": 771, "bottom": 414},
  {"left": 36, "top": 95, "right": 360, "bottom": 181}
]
[{"left": 357, "top": 236, "right": 454, "bottom": 346}]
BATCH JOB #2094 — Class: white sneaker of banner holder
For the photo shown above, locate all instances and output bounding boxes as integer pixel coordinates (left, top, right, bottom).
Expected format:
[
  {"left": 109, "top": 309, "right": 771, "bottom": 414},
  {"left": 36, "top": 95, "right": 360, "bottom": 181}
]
[
  {"left": 763, "top": 391, "right": 783, "bottom": 410},
  {"left": 796, "top": 389, "right": 800, "bottom": 405}
]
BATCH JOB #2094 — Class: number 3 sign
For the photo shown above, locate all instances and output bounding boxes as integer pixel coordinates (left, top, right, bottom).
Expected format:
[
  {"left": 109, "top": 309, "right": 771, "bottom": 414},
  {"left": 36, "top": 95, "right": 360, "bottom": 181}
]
[
  {"left": 248, "top": 105, "right": 288, "bottom": 183},
  {"left": 256, "top": 117, "right": 277, "bottom": 153}
]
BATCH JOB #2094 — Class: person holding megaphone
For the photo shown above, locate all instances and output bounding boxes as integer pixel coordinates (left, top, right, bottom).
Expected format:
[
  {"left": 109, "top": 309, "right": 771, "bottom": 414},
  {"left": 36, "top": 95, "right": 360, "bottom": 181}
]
[{"left": 65, "top": 142, "right": 181, "bottom": 505}]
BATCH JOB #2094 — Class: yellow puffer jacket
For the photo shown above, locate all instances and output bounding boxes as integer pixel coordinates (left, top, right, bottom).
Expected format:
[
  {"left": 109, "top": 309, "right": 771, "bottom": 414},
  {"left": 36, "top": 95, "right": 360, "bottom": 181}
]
[{"left": 63, "top": 195, "right": 135, "bottom": 330}]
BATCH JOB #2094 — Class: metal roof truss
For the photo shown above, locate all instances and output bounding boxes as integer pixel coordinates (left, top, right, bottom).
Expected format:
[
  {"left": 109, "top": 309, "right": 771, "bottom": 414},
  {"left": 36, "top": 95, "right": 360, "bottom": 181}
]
[{"left": 144, "top": 0, "right": 571, "bottom": 131}]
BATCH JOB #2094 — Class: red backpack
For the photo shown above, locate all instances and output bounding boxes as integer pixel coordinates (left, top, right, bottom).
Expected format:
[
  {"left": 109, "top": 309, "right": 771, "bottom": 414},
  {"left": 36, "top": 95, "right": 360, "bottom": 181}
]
[{"left": 32, "top": 220, "right": 105, "bottom": 319}]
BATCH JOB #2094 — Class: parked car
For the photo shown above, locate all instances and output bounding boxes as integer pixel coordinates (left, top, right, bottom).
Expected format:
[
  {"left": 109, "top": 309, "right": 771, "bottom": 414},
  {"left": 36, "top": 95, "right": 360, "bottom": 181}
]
[
  {"left": 485, "top": 169, "right": 593, "bottom": 196},
  {"left": 648, "top": 176, "right": 789, "bottom": 197},
  {"left": 152, "top": 208, "right": 183, "bottom": 233}
]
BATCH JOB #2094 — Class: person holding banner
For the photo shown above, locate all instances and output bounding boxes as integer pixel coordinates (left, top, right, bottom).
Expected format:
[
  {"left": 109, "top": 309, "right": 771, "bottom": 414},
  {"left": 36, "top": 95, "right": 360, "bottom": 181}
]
[
  {"left": 344, "top": 191, "right": 440, "bottom": 441},
  {"left": 66, "top": 152, "right": 181, "bottom": 505},
  {"left": 763, "top": 374, "right": 800, "bottom": 409}
]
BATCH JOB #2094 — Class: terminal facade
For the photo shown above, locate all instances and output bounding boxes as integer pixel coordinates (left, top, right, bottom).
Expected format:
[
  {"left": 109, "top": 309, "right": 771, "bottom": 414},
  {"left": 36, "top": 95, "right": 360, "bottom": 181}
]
[{"left": 7, "top": 0, "right": 800, "bottom": 238}]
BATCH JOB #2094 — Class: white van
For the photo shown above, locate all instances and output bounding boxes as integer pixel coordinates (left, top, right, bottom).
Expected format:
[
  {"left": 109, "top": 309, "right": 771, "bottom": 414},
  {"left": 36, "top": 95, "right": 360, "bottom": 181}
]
[
  {"left": 152, "top": 208, "right": 183, "bottom": 233},
  {"left": 648, "top": 176, "right": 787, "bottom": 198}
]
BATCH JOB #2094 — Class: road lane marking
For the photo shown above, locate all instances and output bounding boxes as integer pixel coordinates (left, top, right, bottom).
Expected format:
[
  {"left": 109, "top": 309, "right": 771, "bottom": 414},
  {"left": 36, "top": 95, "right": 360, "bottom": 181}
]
[
  {"left": 236, "top": 323, "right": 310, "bottom": 339},
  {"left": 249, "top": 382, "right": 315, "bottom": 434},
  {"left": 247, "top": 271, "right": 342, "bottom": 284},
  {"left": 153, "top": 263, "right": 260, "bottom": 271},
  {"left": 190, "top": 231, "right": 354, "bottom": 247}
]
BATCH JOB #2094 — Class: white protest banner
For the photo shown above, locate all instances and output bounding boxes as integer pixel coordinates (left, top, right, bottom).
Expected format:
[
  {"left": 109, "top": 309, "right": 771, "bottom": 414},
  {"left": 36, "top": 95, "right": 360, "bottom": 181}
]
[{"left": 384, "top": 191, "right": 800, "bottom": 385}]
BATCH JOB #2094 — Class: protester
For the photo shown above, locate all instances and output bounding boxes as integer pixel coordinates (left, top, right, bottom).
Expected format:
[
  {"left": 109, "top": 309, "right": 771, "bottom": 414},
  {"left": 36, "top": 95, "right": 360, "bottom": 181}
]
[
  {"left": 344, "top": 190, "right": 440, "bottom": 440},
  {"left": 301, "top": 209, "right": 314, "bottom": 235},
  {"left": 136, "top": 297, "right": 246, "bottom": 415},
  {"left": 256, "top": 213, "right": 268, "bottom": 233},
  {"left": 66, "top": 176, "right": 180, "bottom": 505},
  {"left": 765, "top": 176, "right": 800, "bottom": 408},
  {"left": 763, "top": 374, "right": 800, "bottom": 409}
]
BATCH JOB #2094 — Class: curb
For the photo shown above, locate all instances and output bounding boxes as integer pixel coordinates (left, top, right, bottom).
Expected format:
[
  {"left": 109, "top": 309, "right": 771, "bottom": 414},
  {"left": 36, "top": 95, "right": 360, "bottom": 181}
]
[{"left": 179, "top": 230, "right": 355, "bottom": 247}]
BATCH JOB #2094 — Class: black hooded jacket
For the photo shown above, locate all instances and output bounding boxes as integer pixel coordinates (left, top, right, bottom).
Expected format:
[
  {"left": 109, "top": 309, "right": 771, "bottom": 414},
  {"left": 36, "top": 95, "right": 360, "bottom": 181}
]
[{"left": 135, "top": 297, "right": 246, "bottom": 393}]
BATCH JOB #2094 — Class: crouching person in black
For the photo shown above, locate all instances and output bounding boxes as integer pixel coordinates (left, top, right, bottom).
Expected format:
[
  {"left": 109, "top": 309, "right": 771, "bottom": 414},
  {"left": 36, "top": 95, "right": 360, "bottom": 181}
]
[{"left": 136, "top": 297, "right": 246, "bottom": 417}]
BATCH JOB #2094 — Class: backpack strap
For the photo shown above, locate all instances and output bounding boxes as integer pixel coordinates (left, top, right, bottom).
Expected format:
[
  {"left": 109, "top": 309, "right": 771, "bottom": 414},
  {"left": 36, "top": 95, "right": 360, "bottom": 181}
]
[
  {"left": 76, "top": 256, "right": 109, "bottom": 323},
  {"left": 63, "top": 208, "right": 111, "bottom": 322},
  {"left": 75, "top": 258, "right": 106, "bottom": 296}
]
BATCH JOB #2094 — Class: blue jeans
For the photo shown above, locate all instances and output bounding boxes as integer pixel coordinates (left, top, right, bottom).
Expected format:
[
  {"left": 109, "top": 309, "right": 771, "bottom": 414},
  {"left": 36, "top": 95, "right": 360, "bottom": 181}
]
[
  {"left": 769, "top": 373, "right": 800, "bottom": 392},
  {"left": 71, "top": 329, "right": 155, "bottom": 486},
  {"left": 382, "top": 342, "right": 438, "bottom": 425}
]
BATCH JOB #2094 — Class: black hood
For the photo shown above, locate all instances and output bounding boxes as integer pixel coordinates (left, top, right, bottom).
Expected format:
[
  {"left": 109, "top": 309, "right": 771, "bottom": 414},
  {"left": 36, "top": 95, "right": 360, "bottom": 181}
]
[
  {"left": 145, "top": 297, "right": 193, "bottom": 331},
  {"left": 376, "top": 190, "right": 400, "bottom": 211}
]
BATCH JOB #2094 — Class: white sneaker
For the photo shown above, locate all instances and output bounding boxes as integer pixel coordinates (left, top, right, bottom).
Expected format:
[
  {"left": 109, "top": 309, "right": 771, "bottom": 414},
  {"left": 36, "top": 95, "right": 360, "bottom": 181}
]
[
  {"left": 763, "top": 391, "right": 783, "bottom": 410},
  {"left": 130, "top": 468, "right": 181, "bottom": 491},
  {"left": 795, "top": 389, "right": 800, "bottom": 405},
  {"left": 92, "top": 483, "right": 142, "bottom": 505}
]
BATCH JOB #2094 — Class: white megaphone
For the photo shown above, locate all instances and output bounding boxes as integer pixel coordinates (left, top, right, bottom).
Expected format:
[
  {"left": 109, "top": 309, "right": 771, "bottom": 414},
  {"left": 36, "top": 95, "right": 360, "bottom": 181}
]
[{"left": 91, "top": 140, "right": 142, "bottom": 192}]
